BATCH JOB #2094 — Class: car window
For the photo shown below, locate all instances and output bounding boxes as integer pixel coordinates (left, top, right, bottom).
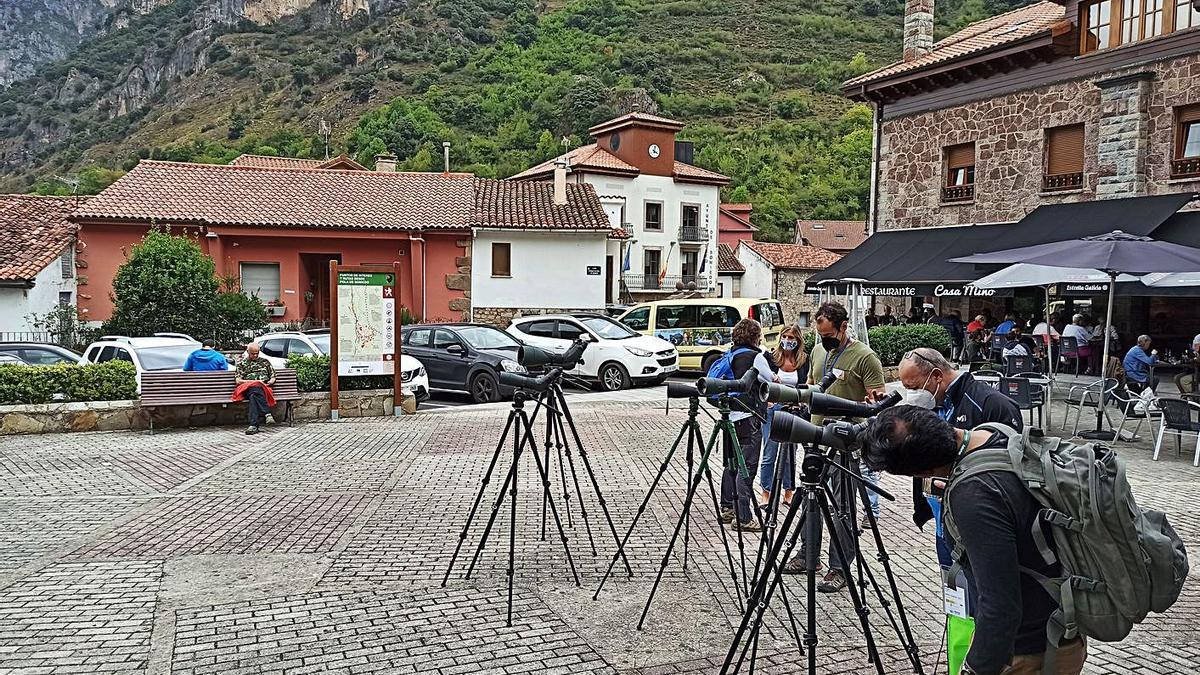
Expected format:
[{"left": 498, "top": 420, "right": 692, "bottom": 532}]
[
  {"left": 655, "top": 305, "right": 698, "bottom": 330},
  {"left": 288, "top": 339, "right": 316, "bottom": 356},
  {"left": 308, "top": 334, "right": 330, "bottom": 354},
  {"left": 95, "top": 346, "right": 118, "bottom": 363},
  {"left": 557, "top": 321, "right": 585, "bottom": 341},
  {"left": 406, "top": 329, "right": 432, "bottom": 347},
  {"left": 433, "top": 329, "right": 461, "bottom": 349},
  {"left": 113, "top": 348, "right": 134, "bottom": 363},
  {"left": 458, "top": 326, "right": 520, "bottom": 350},
  {"left": 16, "top": 348, "right": 74, "bottom": 365},
  {"left": 755, "top": 303, "right": 784, "bottom": 328},
  {"left": 258, "top": 339, "right": 286, "bottom": 359},
  {"left": 622, "top": 307, "right": 650, "bottom": 331},
  {"left": 134, "top": 345, "right": 196, "bottom": 371},
  {"left": 523, "top": 320, "right": 558, "bottom": 338},
  {"left": 698, "top": 305, "right": 740, "bottom": 328},
  {"left": 580, "top": 316, "right": 638, "bottom": 340}
]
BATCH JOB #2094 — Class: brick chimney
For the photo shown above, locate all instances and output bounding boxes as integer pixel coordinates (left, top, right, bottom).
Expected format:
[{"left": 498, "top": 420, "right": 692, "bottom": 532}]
[
  {"left": 553, "top": 159, "right": 568, "bottom": 206},
  {"left": 374, "top": 153, "right": 397, "bottom": 172},
  {"left": 903, "top": 0, "right": 935, "bottom": 62}
]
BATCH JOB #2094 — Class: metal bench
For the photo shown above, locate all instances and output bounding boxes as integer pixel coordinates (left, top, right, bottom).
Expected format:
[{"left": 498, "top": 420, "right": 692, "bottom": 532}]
[{"left": 140, "top": 369, "right": 300, "bottom": 432}]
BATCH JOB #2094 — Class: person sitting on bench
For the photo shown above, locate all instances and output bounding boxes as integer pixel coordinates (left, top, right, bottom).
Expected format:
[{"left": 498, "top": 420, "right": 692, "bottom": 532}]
[{"left": 234, "top": 343, "right": 276, "bottom": 435}]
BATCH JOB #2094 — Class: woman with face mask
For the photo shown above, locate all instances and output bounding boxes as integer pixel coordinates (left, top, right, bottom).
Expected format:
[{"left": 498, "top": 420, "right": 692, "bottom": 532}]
[{"left": 759, "top": 324, "right": 809, "bottom": 508}]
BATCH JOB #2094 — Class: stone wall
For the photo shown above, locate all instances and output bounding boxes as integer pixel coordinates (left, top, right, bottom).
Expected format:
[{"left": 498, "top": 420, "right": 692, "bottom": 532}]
[
  {"left": 448, "top": 237, "right": 472, "bottom": 321},
  {"left": 773, "top": 269, "right": 822, "bottom": 325},
  {"left": 0, "top": 389, "right": 413, "bottom": 435},
  {"left": 472, "top": 307, "right": 597, "bottom": 328},
  {"left": 878, "top": 52, "right": 1200, "bottom": 231}
]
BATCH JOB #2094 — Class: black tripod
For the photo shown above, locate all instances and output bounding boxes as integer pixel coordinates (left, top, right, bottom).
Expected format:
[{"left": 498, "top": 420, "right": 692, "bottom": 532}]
[{"left": 442, "top": 380, "right": 580, "bottom": 626}]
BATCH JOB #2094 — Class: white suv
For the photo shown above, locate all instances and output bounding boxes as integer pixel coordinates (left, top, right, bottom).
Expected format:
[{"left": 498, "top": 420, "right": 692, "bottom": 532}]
[
  {"left": 79, "top": 334, "right": 203, "bottom": 390},
  {"left": 252, "top": 330, "right": 429, "bottom": 404},
  {"left": 507, "top": 313, "right": 678, "bottom": 391}
]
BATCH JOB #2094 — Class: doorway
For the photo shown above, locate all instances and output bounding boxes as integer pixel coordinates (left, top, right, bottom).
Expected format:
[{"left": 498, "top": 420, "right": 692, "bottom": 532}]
[
  {"left": 606, "top": 255, "right": 614, "bottom": 304},
  {"left": 300, "top": 253, "right": 342, "bottom": 325}
]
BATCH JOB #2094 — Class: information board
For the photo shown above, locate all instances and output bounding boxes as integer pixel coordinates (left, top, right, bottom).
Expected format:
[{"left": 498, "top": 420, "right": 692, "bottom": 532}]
[{"left": 335, "top": 270, "right": 397, "bottom": 376}]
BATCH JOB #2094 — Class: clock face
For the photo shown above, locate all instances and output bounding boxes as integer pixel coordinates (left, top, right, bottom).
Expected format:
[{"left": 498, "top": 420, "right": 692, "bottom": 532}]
[{"left": 648, "top": 143, "right": 661, "bottom": 158}]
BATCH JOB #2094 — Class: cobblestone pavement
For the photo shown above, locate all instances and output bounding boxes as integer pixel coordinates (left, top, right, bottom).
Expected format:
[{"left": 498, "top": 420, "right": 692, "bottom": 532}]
[{"left": 0, "top": 394, "right": 1196, "bottom": 674}]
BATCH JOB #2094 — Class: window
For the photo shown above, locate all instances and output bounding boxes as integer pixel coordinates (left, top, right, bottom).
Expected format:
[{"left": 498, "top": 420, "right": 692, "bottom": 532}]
[
  {"left": 523, "top": 320, "right": 558, "bottom": 338},
  {"left": 240, "top": 262, "right": 281, "bottom": 303},
  {"left": 622, "top": 307, "right": 650, "bottom": 331},
  {"left": 943, "top": 143, "right": 976, "bottom": 202},
  {"left": 11, "top": 348, "right": 73, "bottom": 366},
  {"left": 1177, "top": 0, "right": 1200, "bottom": 29},
  {"left": 58, "top": 291, "right": 72, "bottom": 307},
  {"left": 754, "top": 302, "right": 785, "bottom": 328},
  {"left": 458, "top": 326, "right": 520, "bottom": 350},
  {"left": 491, "top": 243, "right": 511, "bottom": 277},
  {"left": 644, "top": 201, "right": 663, "bottom": 231},
  {"left": 579, "top": 316, "right": 638, "bottom": 340},
  {"left": 405, "top": 328, "right": 433, "bottom": 347},
  {"left": 1173, "top": 104, "right": 1200, "bottom": 178},
  {"left": 680, "top": 204, "right": 702, "bottom": 240},
  {"left": 1082, "top": 0, "right": 1197, "bottom": 54},
  {"left": 433, "top": 329, "right": 461, "bottom": 350},
  {"left": 655, "top": 305, "right": 698, "bottom": 330},
  {"left": 698, "top": 306, "right": 739, "bottom": 328},
  {"left": 287, "top": 339, "right": 316, "bottom": 356},
  {"left": 681, "top": 251, "right": 699, "bottom": 283},
  {"left": 1043, "top": 124, "right": 1086, "bottom": 191},
  {"left": 60, "top": 247, "right": 73, "bottom": 279},
  {"left": 642, "top": 249, "right": 662, "bottom": 289},
  {"left": 1084, "top": 0, "right": 1114, "bottom": 50},
  {"left": 557, "top": 321, "right": 585, "bottom": 341},
  {"left": 259, "top": 339, "right": 286, "bottom": 359}
]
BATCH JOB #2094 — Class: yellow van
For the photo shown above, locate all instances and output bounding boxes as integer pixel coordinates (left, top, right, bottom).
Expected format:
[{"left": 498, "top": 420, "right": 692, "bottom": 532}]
[{"left": 617, "top": 298, "right": 786, "bottom": 372}]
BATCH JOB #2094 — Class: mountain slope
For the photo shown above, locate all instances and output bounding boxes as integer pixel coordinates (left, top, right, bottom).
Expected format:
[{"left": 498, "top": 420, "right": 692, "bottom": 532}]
[{"left": 0, "top": 0, "right": 1035, "bottom": 240}]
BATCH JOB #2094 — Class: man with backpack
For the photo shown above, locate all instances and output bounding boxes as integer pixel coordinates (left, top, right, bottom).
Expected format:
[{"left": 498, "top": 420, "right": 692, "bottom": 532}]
[
  {"left": 862, "top": 405, "right": 1188, "bottom": 675},
  {"left": 713, "top": 318, "right": 776, "bottom": 532}
]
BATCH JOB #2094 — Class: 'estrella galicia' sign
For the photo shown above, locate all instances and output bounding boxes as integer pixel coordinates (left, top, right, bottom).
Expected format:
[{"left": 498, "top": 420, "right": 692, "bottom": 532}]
[{"left": 586, "top": 266, "right": 602, "bottom": 276}]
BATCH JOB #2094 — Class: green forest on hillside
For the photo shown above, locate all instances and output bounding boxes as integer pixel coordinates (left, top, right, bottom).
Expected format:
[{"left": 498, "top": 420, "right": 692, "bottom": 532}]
[{"left": 3, "top": 0, "right": 1033, "bottom": 241}]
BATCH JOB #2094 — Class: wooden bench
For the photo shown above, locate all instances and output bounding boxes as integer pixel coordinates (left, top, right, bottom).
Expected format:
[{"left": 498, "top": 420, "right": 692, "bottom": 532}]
[{"left": 140, "top": 369, "right": 300, "bottom": 432}]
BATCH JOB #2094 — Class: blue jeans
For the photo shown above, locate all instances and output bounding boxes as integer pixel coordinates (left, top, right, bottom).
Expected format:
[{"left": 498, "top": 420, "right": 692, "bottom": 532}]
[
  {"left": 861, "top": 463, "right": 881, "bottom": 517},
  {"left": 759, "top": 404, "right": 795, "bottom": 493}
]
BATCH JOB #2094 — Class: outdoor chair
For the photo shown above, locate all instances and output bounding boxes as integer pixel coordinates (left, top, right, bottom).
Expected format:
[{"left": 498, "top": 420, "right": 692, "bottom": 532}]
[
  {"left": 1060, "top": 336, "right": 1082, "bottom": 376},
  {"left": 1153, "top": 398, "right": 1200, "bottom": 466},
  {"left": 1106, "top": 386, "right": 1159, "bottom": 445},
  {"left": 1004, "top": 355, "right": 1036, "bottom": 377},
  {"left": 1063, "top": 378, "right": 1120, "bottom": 436},
  {"left": 989, "top": 334, "right": 1005, "bottom": 362},
  {"left": 972, "top": 368, "right": 1003, "bottom": 389},
  {"left": 1000, "top": 376, "right": 1042, "bottom": 427}
]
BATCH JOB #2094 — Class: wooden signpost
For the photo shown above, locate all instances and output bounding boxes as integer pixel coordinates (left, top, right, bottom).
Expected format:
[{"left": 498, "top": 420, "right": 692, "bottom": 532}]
[{"left": 328, "top": 261, "right": 403, "bottom": 420}]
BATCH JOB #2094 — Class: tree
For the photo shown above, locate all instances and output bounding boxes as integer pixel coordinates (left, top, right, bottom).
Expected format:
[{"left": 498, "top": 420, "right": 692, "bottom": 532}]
[{"left": 106, "top": 229, "right": 219, "bottom": 339}]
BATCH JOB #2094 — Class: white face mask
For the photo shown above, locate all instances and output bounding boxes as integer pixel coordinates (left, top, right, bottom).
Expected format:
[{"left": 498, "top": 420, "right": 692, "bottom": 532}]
[
  {"left": 780, "top": 338, "right": 799, "bottom": 351},
  {"left": 902, "top": 371, "right": 939, "bottom": 409}
]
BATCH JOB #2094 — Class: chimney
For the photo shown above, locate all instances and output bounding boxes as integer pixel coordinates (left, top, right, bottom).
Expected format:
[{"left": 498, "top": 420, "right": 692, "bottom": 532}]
[
  {"left": 374, "top": 153, "right": 397, "bottom": 172},
  {"left": 442, "top": 141, "right": 451, "bottom": 174},
  {"left": 553, "top": 159, "right": 568, "bottom": 206},
  {"left": 903, "top": 0, "right": 935, "bottom": 62}
]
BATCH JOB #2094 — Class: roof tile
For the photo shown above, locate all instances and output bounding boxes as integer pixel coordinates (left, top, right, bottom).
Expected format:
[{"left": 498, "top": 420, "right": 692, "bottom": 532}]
[
  {"left": 0, "top": 195, "right": 79, "bottom": 282},
  {"left": 795, "top": 220, "right": 868, "bottom": 252},
  {"left": 742, "top": 241, "right": 842, "bottom": 270},
  {"left": 508, "top": 144, "right": 640, "bottom": 181},
  {"left": 717, "top": 243, "right": 745, "bottom": 273},
  {"left": 472, "top": 179, "right": 614, "bottom": 233}
]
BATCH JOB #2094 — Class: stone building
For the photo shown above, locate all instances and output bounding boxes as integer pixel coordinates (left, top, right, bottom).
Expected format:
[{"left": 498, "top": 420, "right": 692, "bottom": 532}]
[
  {"left": 736, "top": 241, "right": 841, "bottom": 326},
  {"left": 846, "top": 0, "right": 1200, "bottom": 232}
]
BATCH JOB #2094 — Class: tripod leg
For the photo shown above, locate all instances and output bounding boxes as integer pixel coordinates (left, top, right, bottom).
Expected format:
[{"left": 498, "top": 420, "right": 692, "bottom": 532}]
[
  {"left": 541, "top": 401, "right": 552, "bottom": 541},
  {"left": 702, "top": 429, "right": 745, "bottom": 614},
  {"left": 820, "top": 484, "right": 885, "bottom": 675},
  {"left": 520, "top": 410, "right": 581, "bottom": 588},
  {"left": 593, "top": 415, "right": 691, "bottom": 600},
  {"left": 554, "top": 413, "right": 574, "bottom": 531},
  {"left": 557, "top": 410, "right": 598, "bottom": 556},
  {"left": 507, "top": 408, "right": 523, "bottom": 627},
  {"left": 445, "top": 410, "right": 518, "bottom": 585},
  {"left": 683, "top": 425, "right": 695, "bottom": 572},
  {"left": 556, "top": 387, "right": 633, "bottom": 576}
]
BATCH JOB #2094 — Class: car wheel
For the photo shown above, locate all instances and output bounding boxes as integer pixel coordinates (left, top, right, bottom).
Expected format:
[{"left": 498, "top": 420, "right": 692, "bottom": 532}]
[
  {"left": 470, "top": 371, "right": 500, "bottom": 404},
  {"left": 701, "top": 352, "right": 722, "bottom": 374},
  {"left": 598, "top": 362, "right": 631, "bottom": 391}
]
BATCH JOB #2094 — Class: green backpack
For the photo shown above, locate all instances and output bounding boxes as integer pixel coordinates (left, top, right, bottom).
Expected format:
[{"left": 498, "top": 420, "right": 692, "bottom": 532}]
[{"left": 943, "top": 423, "right": 1189, "bottom": 648}]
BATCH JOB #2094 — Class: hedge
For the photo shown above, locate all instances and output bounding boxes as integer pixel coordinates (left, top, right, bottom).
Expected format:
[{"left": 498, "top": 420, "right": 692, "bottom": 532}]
[
  {"left": 0, "top": 361, "right": 138, "bottom": 405},
  {"left": 866, "top": 324, "right": 952, "bottom": 366},
  {"left": 286, "top": 354, "right": 396, "bottom": 392}
]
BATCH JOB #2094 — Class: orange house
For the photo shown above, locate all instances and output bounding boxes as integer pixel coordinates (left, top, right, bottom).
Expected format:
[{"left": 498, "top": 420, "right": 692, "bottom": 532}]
[{"left": 71, "top": 157, "right": 545, "bottom": 325}]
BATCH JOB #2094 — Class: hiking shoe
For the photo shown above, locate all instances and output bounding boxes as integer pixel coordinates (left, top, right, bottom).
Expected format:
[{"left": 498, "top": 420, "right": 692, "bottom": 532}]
[
  {"left": 817, "top": 569, "right": 847, "bottom": 593},
  {"left": 735, "top": 518, "right": 762, "bottom": 533},
  {"left": 245, "top": 425, "right": 259, "bottom": 435},
  {"left": 719, "top": 507, "right": 736, "bottom": 524},
  {"left": 861, "top": 517, "right": 875, "bottom": 531},
  {"left": 782, "top": 555, "right": 823, "bottom": 575},
  {"left": 264, "top": 414, "right": 275, "bottom": 425}
]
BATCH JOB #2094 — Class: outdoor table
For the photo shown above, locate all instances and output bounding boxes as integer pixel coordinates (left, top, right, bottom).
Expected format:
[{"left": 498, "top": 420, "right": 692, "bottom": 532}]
[
  {"left": 1149, "top": 360, "right": 1200, "bottom": 394},
  {"left": 971, "top": 371, "right": 1053, "bottom": 429}
]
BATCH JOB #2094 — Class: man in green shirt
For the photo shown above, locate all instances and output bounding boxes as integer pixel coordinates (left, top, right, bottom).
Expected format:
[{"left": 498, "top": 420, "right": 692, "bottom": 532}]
[
  {"left": 783, "top": 301, "right": 886, "bottom": 592},
  {"left": 236, "top": 343, "right": 276, "bottom": 435}
]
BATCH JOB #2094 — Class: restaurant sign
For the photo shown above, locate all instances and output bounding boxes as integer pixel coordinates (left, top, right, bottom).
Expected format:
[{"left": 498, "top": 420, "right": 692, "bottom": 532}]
[
  {"left": 814, "top": 282, "right": 1012, "bottom": 298},
  {"left": 1054, "top": 282, "right": 1109, "bottom": 296}
]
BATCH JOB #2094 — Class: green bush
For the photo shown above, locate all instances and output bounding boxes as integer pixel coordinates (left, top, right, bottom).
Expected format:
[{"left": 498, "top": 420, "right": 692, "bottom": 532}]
[
  {"left": 866, "top": 325, "right": 952, "bottom": 367},
  {"left": 212, "top": 291, "right": 269, "bottom": 350},
  {"left": 0, "top": 361, "right": 138, "bottom": 405},
  {"left": 286, "top": 354, "right": 394, "bottom": 392}
]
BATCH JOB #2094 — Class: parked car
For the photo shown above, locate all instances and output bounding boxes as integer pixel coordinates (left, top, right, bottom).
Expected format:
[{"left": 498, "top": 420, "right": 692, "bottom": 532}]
[
  {"left": 0, "top": 342, "right": 80, "bottom": 366},
  {"left": 0, "top": 353, "right": 30, "bottom": 365},
  {"left": 507, "top": 313, "right": 678, "bottom": 391},
  {"left": 617, "top": 298, "right": 786, "bottom": 372},
  {"left": 252, "top": 330, "right": 429, "bottom": 405},
  {"left": 78, "top": 334, "right": 202, "bottom": 389},
  {"left": 401, "top": 323, "right": 527, "bottom": 403}
]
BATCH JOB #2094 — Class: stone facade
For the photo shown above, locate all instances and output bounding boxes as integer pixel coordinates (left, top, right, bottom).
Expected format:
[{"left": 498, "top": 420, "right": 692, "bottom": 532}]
[
  {"left": 471, "top": 306, "right": 596, "bottom": 329},
  {"left": 773, "top": 270, "right": 822, "bottom": 326},
  {"left": 878, "top": 52, "right": 1200, "bottom": 231},
  {"left": 448, "top": 238, "right": 472, "bottom": 321},
  {"left": 903, "top": 0, "right": 935, "bottom": 62}
]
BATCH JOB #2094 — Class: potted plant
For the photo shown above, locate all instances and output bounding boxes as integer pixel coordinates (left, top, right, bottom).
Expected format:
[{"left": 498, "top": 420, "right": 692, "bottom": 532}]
[{"left": 265, "top": 298, "right": 286, "bottom": 317}]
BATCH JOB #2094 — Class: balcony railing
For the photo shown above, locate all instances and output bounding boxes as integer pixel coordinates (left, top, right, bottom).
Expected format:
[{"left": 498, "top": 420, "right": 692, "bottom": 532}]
[
  {"left": 941, "top": 184, "right": 975, "bottom": 203},
  {"left": 1042, "top": 172, "right": 1084, "bottom": 192},
  {"left": 679, "top": 224, "right": 710, "bottom": 243},
  {"left": 1171, "top": 157, "right": 1200, "bottom": 179},
  {"left": 624, "top": 274, "right": 706, "bottom": 292}
]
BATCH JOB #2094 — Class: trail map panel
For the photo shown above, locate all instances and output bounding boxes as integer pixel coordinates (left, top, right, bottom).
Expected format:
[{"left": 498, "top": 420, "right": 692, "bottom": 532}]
[{"left": 336, "top": 271, "right": 396, "bottom": 376}]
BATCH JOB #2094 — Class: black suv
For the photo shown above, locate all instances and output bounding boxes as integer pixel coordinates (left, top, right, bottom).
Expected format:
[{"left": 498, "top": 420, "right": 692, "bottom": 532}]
[{"left": 400, "top": 323, "right": 526, "bottom": 403}]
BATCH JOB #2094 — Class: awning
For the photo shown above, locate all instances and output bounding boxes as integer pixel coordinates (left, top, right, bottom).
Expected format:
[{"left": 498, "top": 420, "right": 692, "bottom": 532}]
[{"left": 807, "top": 192, "right": 1198, "bottom": 295}]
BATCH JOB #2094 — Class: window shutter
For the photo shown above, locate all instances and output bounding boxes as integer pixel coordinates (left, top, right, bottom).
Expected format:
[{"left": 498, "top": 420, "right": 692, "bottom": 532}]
[
  {"left": 1046, "top": 124, "right": 1085, "bottom": 174},
  {"left": 491, "top": 243, "right": 511, "bottom": 277},
  {"left": 946, "top": 143, "right": 975, "bottom": 169},
  {"left": 1179, "top": 104, "right": 1200, "bottom": 124},
  {"left": 240, "top": 263, "right": 280, "bottom": 302}
]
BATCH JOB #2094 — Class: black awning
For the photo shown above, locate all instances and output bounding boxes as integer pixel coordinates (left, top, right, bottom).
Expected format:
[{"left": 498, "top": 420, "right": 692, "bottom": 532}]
[{"left": 808, "top": 192, "right": 1199, "bottom": 294}]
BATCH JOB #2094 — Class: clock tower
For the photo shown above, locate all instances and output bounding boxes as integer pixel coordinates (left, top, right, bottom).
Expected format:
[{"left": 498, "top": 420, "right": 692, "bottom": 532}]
[{"left": 590, "top": 111, "right": 684, "bottom": 177}]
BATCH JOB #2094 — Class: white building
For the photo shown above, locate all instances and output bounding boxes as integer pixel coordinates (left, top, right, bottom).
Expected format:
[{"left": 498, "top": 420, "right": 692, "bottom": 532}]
[
  {"left": 0, "top": 195, "right": 78, "bottom": 338},
  {"left": 511, "top": 111, "right": 730, "bottom": 303},
  {"left": 468, "top": 172, "right": 624, "bottom": 327}
]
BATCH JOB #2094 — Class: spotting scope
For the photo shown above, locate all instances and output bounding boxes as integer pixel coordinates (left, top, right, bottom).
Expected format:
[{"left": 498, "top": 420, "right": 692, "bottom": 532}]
[
  {"left": 666, "top": 381, "right": 702, "bottom": 399},
  {"left": 695, "top": 368, "right": 769, "bottom": 402},
  {"left": 518, "top": 337, "right": 588, "bottom": 370},
  {"left": 764, "top": 370, "right": 839, "bottom": 403},
  {"left": 768, "top": 391, "right": 901, "bottom": 448},
  {"left": 498, "top": 367, "right": 563, "bottom": 393}
]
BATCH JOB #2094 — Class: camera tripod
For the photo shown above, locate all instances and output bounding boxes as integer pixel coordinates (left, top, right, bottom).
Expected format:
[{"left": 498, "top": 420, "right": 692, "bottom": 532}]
[
  {"left": 722, "top": 443, "right": 925, "bottom": 675},
  {"left": 594, "top": 393, "right": 804, "bottom": 650},
  {"left": 442, "top": 385, "right": 580, "bottom": 626}
]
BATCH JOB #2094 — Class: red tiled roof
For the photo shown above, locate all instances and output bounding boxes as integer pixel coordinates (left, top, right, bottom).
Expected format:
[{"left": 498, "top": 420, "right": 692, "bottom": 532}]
[
  {"left": 717, "top": 243, "right": 745, "bottom": 274},
  {"left": 0, "top": 195, "right": 79, "bottom": 283},
  {"left": 229, "top": 154, "right": 367, "bottom": 170},
  {"left": 795, "top": 219, "right": 868, "bottom": 252},
  {"left": 508, "top": 144, "right": 640, "bottom": 181},
  {"left": 473, "top": 179, "right": 614, "bottom": 233},
  {"left": 588, "top": 111, "right": 685, "bottom": 135},
  {"left": 844, "top": 1, "right": 1067, "bottom": 89},
  {"left": 741, "top": 241, "right": 842, "bottom": 270},
  {"left": 674, "top": 161, "right": 730, "bottom": 185}
]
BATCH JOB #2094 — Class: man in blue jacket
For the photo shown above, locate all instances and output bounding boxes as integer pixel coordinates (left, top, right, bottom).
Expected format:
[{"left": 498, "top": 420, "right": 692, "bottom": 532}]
[
  {"left": 1123, "top": 334, "right": 1158, "bottom": 393},
  {"left": 184, "top": 340, "right": 229, "bottom": 371}
]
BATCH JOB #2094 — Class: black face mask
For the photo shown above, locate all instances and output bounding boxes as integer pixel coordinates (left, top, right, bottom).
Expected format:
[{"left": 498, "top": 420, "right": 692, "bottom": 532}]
[{"left": 820, "top": 334, "right": 843, "bottom": 352}]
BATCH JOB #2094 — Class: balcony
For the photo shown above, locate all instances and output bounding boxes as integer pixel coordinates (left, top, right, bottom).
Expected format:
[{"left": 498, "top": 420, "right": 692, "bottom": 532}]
[
  {"left": 678, "top": 224, "right": 710, "bottom": 243},
  {"left": 941, "top": 184, "right": 975, "bottom": 203},
  {"left": 624, "top": 274, "right": 706, "bottom": 292},
  {"left": 1042, "top": 172, "right": 1084, "bottom": 192},
  {"left": 1171, "top": 157, "right": 1200, "bottom": 179}
]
